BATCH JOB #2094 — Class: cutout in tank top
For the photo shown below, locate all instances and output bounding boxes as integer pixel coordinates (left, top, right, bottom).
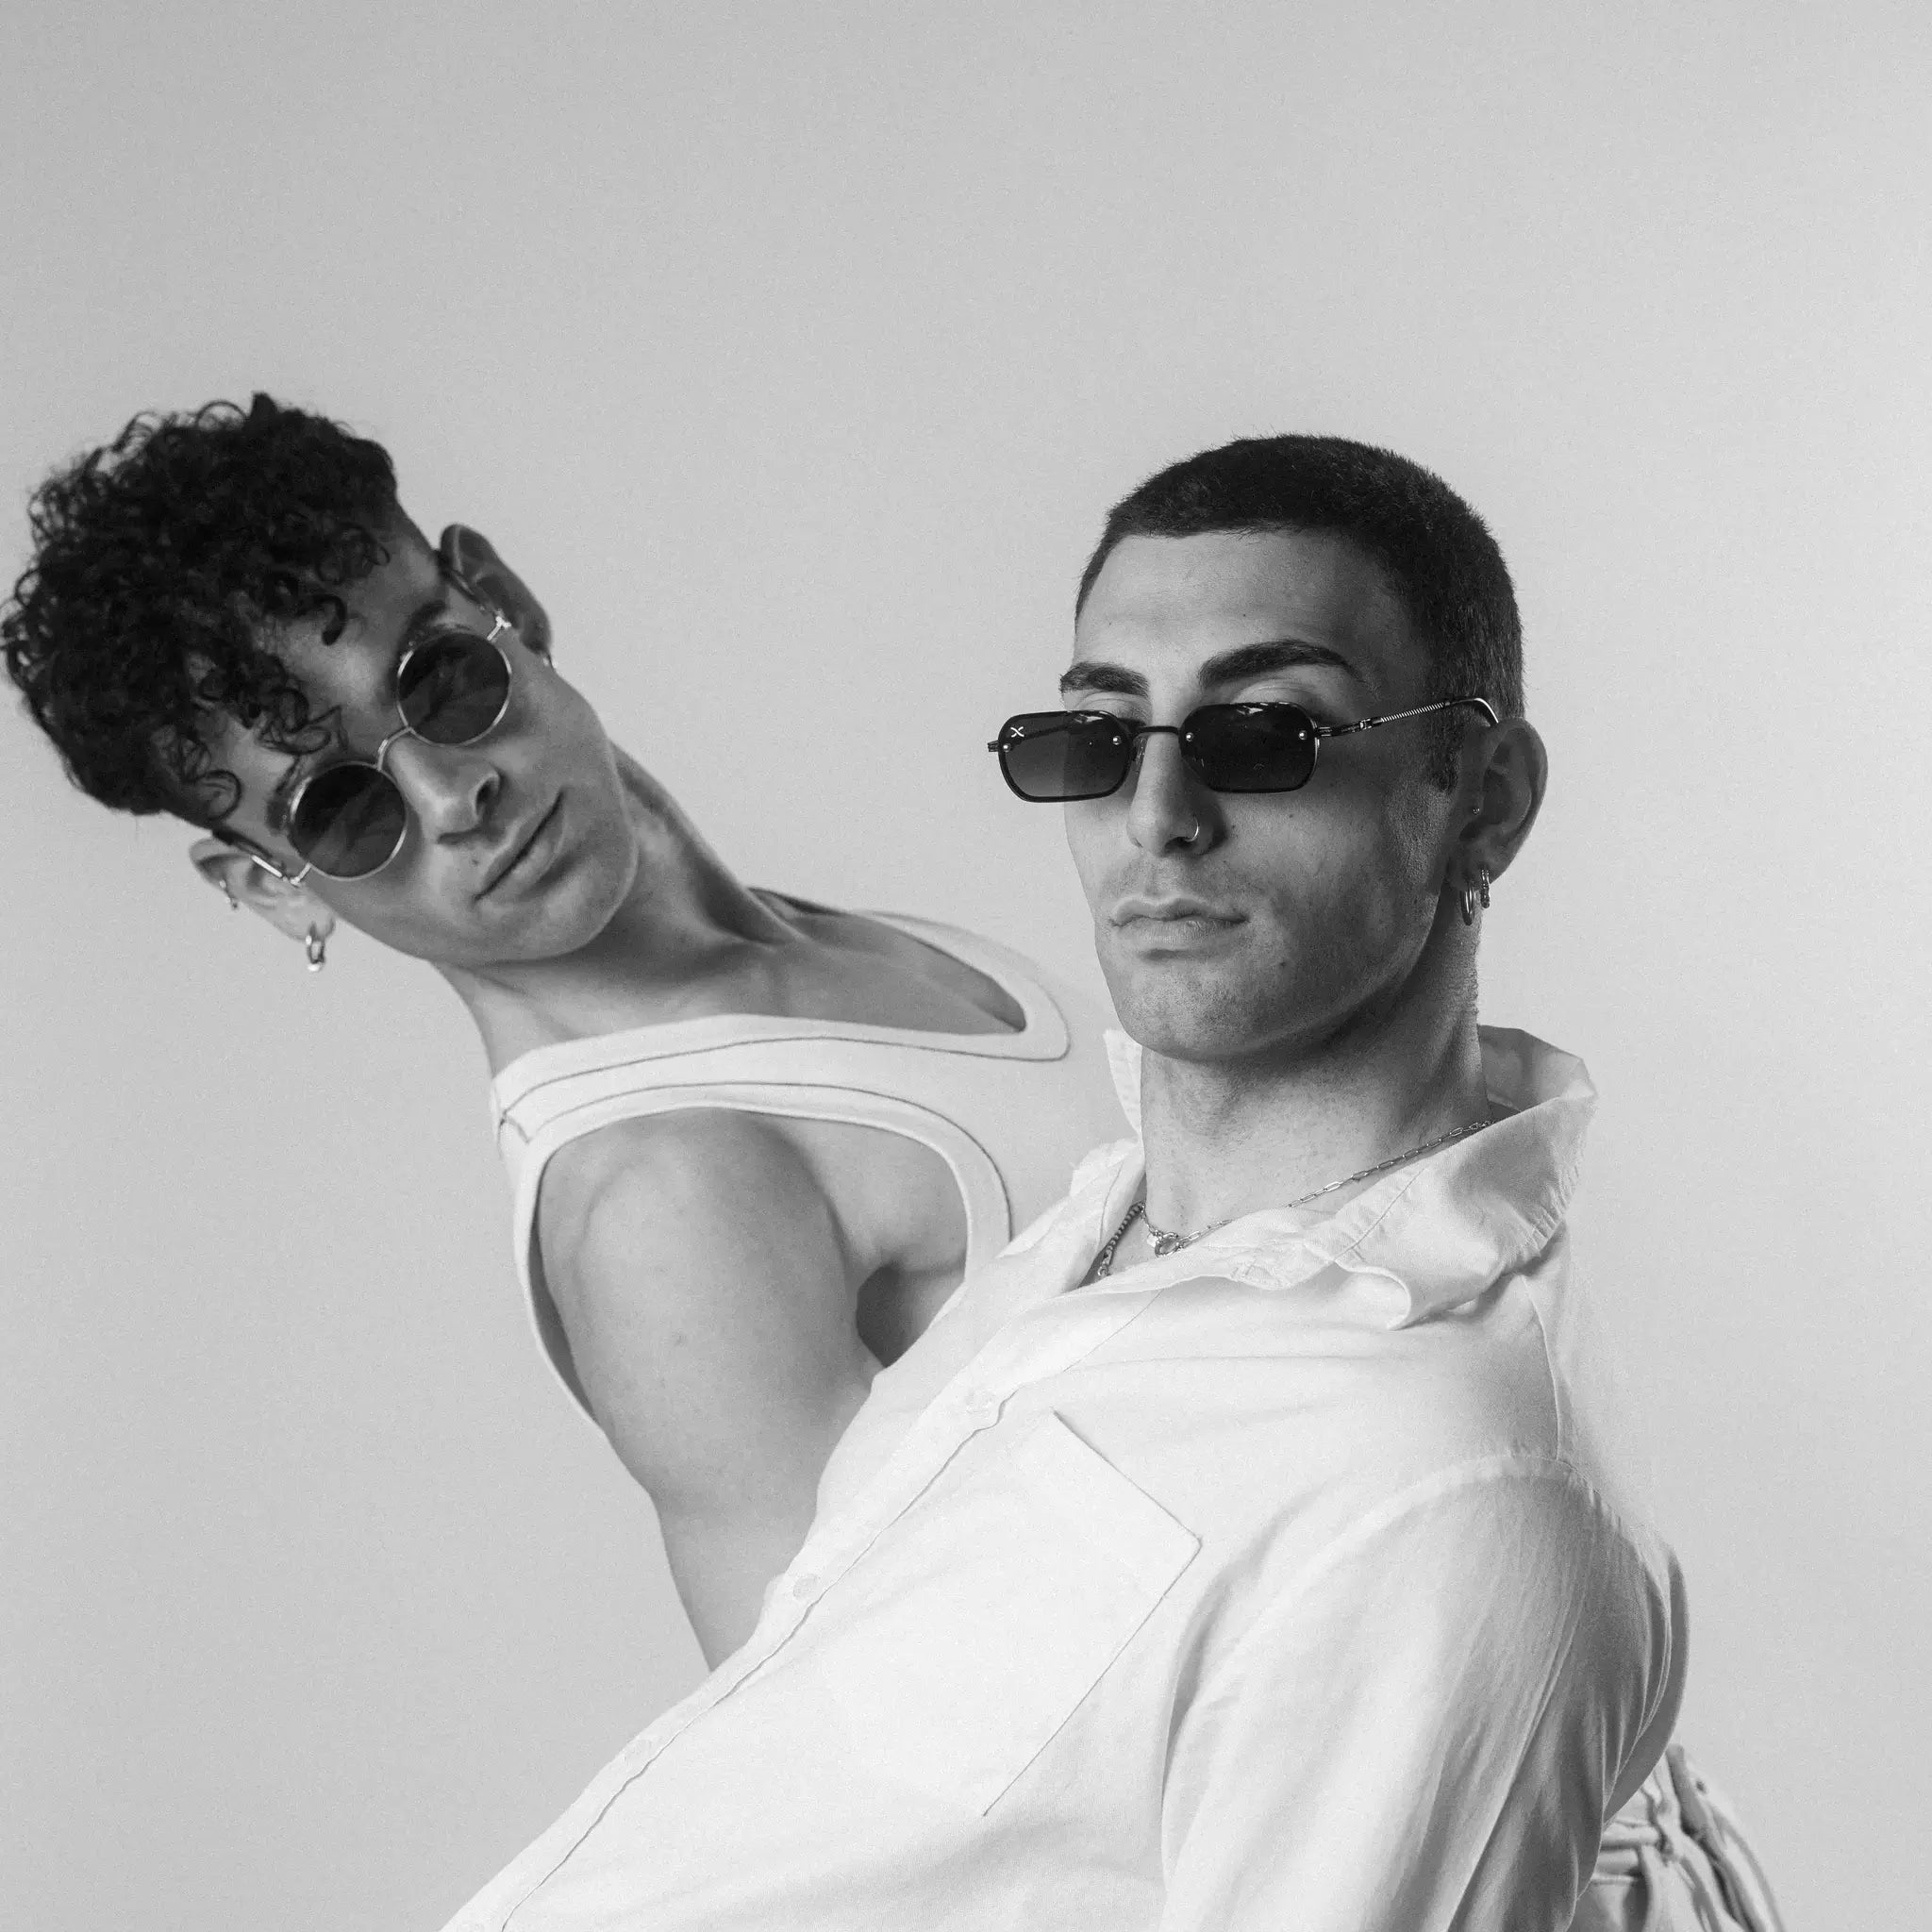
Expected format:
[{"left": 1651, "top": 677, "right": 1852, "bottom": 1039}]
[{"left": 490, "top": 912, "right": 1129, "bottom": 1423}]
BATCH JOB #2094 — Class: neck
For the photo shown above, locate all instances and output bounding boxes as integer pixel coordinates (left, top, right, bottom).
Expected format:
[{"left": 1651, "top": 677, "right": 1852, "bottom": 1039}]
[
  {"left": 1137, "top": 932, "right": 1489, "bottom": 1233},
  {"left": 440, "top": 749, "right": 794, "bottom": 1065}
]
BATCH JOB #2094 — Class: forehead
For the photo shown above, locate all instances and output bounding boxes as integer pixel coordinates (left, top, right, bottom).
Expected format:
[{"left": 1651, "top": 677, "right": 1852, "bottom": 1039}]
[
  {"left": 249, "top": 524, "right": 443, "bottom": 691},
  {"left": 274, "top": 519, "right": 444, "bottom": 667},
  {"left": 194, "top": 520, "right": 448, "bottom": 818},
  {"left": 1074, "top": 529, "right": 1419, "bottom": 685}
]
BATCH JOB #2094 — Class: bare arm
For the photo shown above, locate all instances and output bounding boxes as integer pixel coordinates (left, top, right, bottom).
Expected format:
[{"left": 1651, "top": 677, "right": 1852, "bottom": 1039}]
[{"left": 538, "top": 1110, "right": 879, "bottom": 1665}]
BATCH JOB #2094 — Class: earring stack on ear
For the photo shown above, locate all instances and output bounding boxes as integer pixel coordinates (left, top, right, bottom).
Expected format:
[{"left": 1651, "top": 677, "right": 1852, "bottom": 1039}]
[
  {"left": 1459, "top": 866, "right": 1493, "bottom": 926},
  {"left": 221, "top": 879, "right": 239, "bottom": 911}
]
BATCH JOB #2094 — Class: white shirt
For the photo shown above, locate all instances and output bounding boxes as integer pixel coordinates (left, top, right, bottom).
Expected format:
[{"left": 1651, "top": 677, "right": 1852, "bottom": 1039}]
[{"left": 443, "top": 1027, "right": 1684, "bottom": 1932}]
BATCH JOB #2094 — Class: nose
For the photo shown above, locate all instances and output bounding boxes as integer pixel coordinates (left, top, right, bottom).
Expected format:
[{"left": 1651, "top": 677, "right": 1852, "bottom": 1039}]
[
  {"left": 384, "top": 736, "right": 502, "bottom": 842},
  {"left": 1124, "top": 729, "right": 1212, "bottom": 856}
]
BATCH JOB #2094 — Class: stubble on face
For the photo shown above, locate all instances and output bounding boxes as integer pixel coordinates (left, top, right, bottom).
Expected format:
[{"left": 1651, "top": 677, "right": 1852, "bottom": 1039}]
[{"left": 1064, "top": 529, "right": 1457, "bottom": 1072}]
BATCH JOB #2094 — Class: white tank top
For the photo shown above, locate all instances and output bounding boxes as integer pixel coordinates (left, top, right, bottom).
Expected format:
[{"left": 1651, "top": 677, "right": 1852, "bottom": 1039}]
[{"left": 490, "top": 913, "right": 1128, "bottom": 1423}]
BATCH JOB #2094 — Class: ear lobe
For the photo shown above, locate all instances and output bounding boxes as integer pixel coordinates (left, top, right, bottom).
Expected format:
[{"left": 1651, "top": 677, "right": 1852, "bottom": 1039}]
[{"left": 439, "top": 524, "right": 553, "bottom": 658}]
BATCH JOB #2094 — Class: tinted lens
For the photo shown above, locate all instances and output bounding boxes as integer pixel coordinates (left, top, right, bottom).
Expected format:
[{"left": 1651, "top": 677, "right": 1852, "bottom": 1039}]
[
  {"left": 289, "top": 764, "right": 408, "bottom": 878},
  {"left": 1182, "top": 704, "right": 1318, "bottom": 792},
  {"left": 397, "top": 634, "right": 511, "bottom": 744},
  {"left": 996, "top": 711, "right": 1133, "bottom": 801}
]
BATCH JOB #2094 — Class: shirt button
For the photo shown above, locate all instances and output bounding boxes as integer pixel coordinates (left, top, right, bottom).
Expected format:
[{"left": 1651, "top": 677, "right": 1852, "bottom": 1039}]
[{"left": 791, "top": 1574, "right": 820, "bottom": 1602}]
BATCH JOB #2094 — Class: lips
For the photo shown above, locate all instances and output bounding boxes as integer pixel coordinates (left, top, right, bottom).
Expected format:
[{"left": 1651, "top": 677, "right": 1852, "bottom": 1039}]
[
  {"left": 1111, "top": 896, "right": 1241, "bottom": 924},
  {"left": 480, "top": 798, "right": 559, "bottom": 895}
]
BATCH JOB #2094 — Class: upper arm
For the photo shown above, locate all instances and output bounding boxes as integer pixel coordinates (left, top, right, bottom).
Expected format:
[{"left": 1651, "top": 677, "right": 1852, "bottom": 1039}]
[
  {"left": 537, "top": 1110, "right": 877, "bottom": 1523},
  {"left": 1159, "top": 1462, "right": 1675, "bottom": 1932}
]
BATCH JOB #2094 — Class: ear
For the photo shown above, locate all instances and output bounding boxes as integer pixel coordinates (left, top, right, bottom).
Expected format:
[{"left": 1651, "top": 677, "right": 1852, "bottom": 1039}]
[
  {"left": 190, "top": 838, "right": 338, "bottom": 949},
  {"left": 439, "top": 524, "right": 553, "bottom": 658},
  {"left": 1450, "top": 716, "right": 1548, "bottom": 891}
]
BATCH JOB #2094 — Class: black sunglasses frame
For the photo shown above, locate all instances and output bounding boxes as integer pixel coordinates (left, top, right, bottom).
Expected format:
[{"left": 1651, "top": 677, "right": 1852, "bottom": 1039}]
[{"left": 988, "top": 695, "right": 1500, "bottom": 803}]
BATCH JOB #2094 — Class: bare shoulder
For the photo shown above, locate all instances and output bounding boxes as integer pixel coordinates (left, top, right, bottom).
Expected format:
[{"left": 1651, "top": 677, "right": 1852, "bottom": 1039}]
[
  {"left": 531, "top": 1111, "right": 876, "bottom": 1632},
  {"left": 536, "top": 1107, "right": 965, "bottom": 1404},
  {"left": 540, "top": 1108, "right": 843, "bottom": 1285},
  {"left": 535, "top": 1109, "right": 869, "bottom": 1507}
]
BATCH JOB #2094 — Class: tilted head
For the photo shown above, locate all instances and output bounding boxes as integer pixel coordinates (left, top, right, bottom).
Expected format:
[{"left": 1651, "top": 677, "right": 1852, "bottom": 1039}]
[
  {"left": 1050, "top": 433, "right": 1546, "bottom": 1065},
  {"left": 4, "top": 396, "right": 639, "bottom": 970}
]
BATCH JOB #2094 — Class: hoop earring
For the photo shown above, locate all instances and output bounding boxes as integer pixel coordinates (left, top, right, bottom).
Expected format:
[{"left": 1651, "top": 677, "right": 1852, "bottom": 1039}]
[
  {"left": 1478, "top": 865, "right": 1491, "bottom": 909},
  {"left": 1460, "top": 882, "right": 1477, "bottom": 926},
  {"left": 305, "top": 926, "right": 328, "bottom": 973}
]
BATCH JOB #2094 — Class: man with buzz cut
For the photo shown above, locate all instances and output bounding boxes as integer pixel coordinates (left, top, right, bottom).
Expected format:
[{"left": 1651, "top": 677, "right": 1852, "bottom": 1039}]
[{"left": 437, "top": 438, "right": 1785, "bottom": 1931}]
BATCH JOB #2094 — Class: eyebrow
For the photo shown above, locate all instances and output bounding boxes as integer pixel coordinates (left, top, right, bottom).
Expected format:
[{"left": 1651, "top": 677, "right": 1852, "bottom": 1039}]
[
  {"left": 261, "top": 592, "right": 457, "bottom": 829},
  {"left": 1058, "top": 638, "right": 1368, "bottom": 698}
]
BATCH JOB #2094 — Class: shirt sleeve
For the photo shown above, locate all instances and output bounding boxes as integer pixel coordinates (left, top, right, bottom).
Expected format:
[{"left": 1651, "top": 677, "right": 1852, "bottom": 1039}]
[{"left": 1157, "top": 1457, "right": 1679, "bottom": 1932}]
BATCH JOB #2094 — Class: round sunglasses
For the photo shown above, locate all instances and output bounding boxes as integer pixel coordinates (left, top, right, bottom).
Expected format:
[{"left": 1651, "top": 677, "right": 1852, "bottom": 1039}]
[
  {"left": 249, "top": 605, "right": 519, "bottom": 883},
  {"left": 988, "top": 695, "right": 1498, "bottom": 802}
]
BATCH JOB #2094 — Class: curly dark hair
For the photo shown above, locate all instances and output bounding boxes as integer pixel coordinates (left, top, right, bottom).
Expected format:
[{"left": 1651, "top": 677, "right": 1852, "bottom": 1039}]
[{"left": 3, "top": 394, "right": 403, "bottom": 827}]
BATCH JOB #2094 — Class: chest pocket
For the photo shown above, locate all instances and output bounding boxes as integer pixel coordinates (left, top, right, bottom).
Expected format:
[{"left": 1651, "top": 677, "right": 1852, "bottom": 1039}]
[{"left": 791, "top": 1409, "right": 1200, "bottom": 1816}]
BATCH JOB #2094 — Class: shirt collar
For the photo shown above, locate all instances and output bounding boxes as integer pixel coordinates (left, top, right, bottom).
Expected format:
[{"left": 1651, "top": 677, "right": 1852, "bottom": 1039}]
[{"left": 1076, "top": 1025, "right": 1595, "bottom": 1324}]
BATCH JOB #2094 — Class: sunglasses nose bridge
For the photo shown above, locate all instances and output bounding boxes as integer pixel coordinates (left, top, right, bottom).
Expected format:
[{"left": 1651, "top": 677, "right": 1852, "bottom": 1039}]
[
  {"left": 1135, "top": 720, "right": 1218, "bottom": 790},
  {"left": 1123, "top": 723, "right": 1212, "bottom": 847},
  {"left": 371, "top": 719, "right": 412, "bottom": 774},
  {"left": 1123, "top": 720, "right": 1186, "bottom": 773}
]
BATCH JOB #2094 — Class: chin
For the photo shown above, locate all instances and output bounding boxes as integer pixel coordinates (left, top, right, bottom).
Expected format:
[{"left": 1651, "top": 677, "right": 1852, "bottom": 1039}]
[
  {"left": 1102, "top": 958, "right": 1284, "bottom": 1065},
  {"left": 519, "top": 867, "right": 632, "bottom": 959}
]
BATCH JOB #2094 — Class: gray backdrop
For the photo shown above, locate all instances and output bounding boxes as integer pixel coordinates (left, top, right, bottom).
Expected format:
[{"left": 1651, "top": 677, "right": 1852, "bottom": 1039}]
[{"left": 4, "top": 4, "right": 1925, "bottom": 1925}]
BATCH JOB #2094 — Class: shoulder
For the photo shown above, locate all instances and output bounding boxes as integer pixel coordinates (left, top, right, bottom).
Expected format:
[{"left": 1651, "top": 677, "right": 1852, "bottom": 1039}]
[
  {"left": 1241, "top": 1452, "right": 1678, "bottom": 1693},
  {"left": 1349, "top": 1452, "right": 1658, "bottom": 1573},
  {"left": 1128, "top": 1265, "right": 1568, "bottom": 1478},
  {"left": 540, "top": 1109, "right": 842, "bottom": 1282},
  {"left": 1324, "top": 1455, "right": 1675, "bottom": 1707},
  {"left": 543, "top": 1107, "right": 821, "bottom": 1206}
]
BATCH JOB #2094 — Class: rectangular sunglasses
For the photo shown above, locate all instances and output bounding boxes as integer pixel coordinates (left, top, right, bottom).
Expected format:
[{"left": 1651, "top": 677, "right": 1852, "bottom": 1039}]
[
  {"left": 988, "top": 696, "right": 1499, "bottom": 802},
  {"left": 250, "top": 603, "right": 519, "bottom": 883}
]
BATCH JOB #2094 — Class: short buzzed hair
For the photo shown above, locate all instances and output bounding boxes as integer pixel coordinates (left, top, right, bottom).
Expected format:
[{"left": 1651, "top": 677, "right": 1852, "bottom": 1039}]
[{"left": 1077, "top": 435, "right": 1523, "bottom": 785}]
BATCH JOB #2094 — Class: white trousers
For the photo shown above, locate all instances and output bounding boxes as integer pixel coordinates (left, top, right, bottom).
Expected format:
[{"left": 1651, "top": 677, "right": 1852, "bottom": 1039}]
[{"left": 1573, "top": 1743, "right": 1788, "bottom": 1932}]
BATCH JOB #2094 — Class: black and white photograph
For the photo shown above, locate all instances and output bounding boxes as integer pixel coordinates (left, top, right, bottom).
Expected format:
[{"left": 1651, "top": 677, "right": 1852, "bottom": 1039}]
[{"left": 4, "top": 5, "right": 1924, "bottom": 1927}]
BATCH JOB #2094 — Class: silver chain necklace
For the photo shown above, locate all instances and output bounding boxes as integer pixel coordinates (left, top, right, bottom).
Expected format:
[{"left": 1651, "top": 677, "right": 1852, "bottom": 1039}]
[{"left": 1091, "top": 1117, "right": 1491, "bottom": 1280}]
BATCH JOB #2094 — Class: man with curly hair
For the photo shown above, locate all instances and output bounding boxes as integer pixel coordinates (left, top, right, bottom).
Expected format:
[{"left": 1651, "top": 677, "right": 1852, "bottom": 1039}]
[
  {"left": 8, "top": 409, "right": 1782, "bottom": 1929},
  {"left": 3, "top": 393, "right": 1129, "bottom": 1666}
]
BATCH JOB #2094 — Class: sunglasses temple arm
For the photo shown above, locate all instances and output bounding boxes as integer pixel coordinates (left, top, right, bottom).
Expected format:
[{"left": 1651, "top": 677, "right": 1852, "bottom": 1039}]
[
  {"left": 204, "top": 824, "right": 308, "bottom": 888},
  {"left": 1315, "top": 696, "right": 1499, "bottom": 740}
]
